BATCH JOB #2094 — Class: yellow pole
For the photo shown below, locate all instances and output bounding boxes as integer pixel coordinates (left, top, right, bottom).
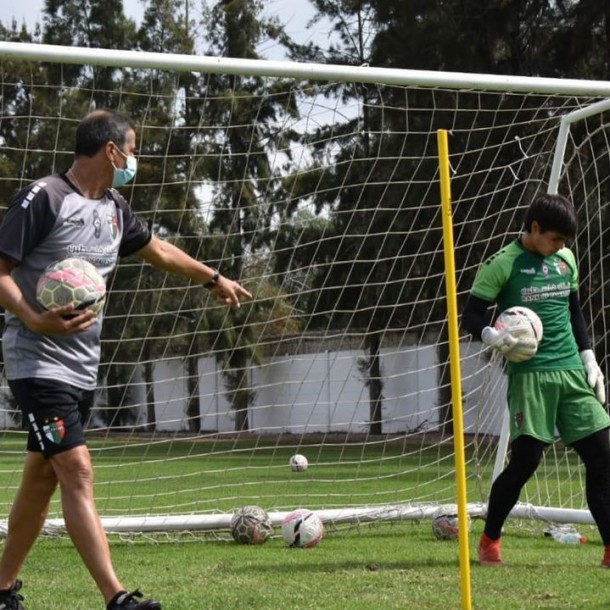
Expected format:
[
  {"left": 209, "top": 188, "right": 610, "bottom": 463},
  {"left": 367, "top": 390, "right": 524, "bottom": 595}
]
[{"left": 437, "top": 129, "right": 472, "bottom": 610}]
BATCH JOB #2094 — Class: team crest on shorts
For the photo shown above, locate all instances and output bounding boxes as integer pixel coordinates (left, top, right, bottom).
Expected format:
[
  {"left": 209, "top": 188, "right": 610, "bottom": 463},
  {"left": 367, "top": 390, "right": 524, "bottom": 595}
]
[
  {"left": 514, "top": 412, "right": 524, "bottom": 429},
  {"left": 43, "top": 417, "right": 66, "bottom": 444}
]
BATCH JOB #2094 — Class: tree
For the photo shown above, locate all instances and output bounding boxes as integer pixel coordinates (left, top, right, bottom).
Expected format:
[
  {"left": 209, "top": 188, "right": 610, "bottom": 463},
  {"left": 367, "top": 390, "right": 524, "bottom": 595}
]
[
  {"left": 279, "top": 0, "right": 405, "bottom": 434},
  {"left": 98, "top": 0, "right": 205, "bottom": 429},
  {"left": 277, "top": 0, "right": 586, "bottom": 435},
  {"left": 366, "top": 0, "right": 610, "bottom": 432},
  {"left": 197, "top": 0, "right": 298, "bottom": 431},
  {"left": 527, "top": 0, "right": 610, "bottom": 79},
  {"left": 43, "top": 0, "right": 137, "bottom": 107}
]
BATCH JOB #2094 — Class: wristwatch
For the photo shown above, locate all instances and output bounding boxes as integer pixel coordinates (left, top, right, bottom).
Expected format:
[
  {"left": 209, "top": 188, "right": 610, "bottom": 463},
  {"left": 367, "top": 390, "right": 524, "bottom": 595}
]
[{"left": 204, "top": 268, "right": 220, "bottom": 289}]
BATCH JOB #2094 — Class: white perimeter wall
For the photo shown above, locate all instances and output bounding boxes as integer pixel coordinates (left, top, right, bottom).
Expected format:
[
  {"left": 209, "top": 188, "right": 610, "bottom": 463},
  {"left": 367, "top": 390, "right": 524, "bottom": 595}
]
[
  {"left": 143, "top": 342, "right": 506, "bottom": 436},
  {"left": 0, "top": 342, "right": 507, "bottom": 435}
]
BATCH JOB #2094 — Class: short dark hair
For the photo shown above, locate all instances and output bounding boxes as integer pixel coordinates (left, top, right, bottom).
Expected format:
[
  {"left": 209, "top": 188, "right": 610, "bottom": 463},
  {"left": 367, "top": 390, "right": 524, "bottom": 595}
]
[
  {"left": 74, "top": 108, "right": 136, "bottom": 157},
  {"left": 523, "top": 193, "right": 577, "bottom": 238}
]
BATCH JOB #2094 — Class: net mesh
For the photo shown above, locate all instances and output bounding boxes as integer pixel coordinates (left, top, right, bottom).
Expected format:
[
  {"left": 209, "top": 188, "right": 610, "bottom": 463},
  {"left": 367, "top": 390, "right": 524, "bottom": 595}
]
[{"left": 0, "top": 54, "right": 608, "bottom": 535}]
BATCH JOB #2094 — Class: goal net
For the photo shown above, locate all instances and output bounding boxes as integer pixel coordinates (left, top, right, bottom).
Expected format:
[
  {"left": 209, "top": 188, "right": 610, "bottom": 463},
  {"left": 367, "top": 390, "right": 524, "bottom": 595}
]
[{"left": 0, "top": 42, "right": 608, "bottom": 538}]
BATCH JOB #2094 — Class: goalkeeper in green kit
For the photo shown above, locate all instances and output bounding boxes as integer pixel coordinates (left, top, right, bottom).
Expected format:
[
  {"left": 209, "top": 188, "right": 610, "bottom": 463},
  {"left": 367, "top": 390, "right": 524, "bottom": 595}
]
[{"left": 462, "top": 193, "right": 610, "bottom": 567}]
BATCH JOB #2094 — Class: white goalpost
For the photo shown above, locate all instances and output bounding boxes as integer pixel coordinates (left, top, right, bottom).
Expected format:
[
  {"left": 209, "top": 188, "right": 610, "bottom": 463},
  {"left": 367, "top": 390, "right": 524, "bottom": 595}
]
[{"left": 0, "top": 41, "right": 609, "bottom": 539}]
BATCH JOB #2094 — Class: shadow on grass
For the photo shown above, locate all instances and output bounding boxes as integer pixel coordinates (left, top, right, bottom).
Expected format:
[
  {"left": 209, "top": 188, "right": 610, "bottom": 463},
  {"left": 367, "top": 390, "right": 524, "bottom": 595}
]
[{"left": 216, "top": 557, "right": 461, "bottom": 574}]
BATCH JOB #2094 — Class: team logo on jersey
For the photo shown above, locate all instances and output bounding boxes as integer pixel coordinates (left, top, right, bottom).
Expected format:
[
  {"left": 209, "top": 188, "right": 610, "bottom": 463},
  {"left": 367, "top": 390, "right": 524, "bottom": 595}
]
[
  {"left": 43, "top": 417, "right": 66, "bottom": 444},
  {"left": 107, "top": 213, "right": 119, "bottom": 239},
  {"left": 554, "top": 259, "right": 569, "bottom": 276},
  {"left": 541, "top": 263, "right": 549, "bottom": 277},
  {"left": 93, "top": 210, "right": 102, "bottom": 238}
]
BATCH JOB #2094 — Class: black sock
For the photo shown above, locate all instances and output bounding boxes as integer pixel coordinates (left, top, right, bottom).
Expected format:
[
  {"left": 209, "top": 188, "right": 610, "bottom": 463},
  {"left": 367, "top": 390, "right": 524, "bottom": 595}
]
[{"left": 485, "top": 436, "right": 546, "bottom": 539}]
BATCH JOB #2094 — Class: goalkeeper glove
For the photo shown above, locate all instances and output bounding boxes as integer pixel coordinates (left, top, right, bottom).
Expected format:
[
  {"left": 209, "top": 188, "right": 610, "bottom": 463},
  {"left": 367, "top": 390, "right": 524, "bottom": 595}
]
[
  {"left": 481, "top": 325, "right": 538, "bottom": 363},
  {"left": 580, "top": 349, "right": 606, "bottom": 405}
]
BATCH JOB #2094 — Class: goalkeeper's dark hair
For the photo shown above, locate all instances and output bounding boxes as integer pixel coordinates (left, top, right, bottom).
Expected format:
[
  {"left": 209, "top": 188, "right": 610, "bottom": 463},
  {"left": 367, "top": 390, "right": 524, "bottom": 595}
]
[
  {"left": 523, "top": 193, "right": 577, "bottom": 238},
  {"left": 74, "top": 108, "right": 136, "bottom": 157}
]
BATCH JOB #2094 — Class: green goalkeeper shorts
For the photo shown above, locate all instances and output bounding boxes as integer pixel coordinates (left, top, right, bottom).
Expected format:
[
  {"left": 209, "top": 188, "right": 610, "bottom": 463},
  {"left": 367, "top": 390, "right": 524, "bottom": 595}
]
[{"left": 507, "top": 369, "right": 610, "bottom": 446}]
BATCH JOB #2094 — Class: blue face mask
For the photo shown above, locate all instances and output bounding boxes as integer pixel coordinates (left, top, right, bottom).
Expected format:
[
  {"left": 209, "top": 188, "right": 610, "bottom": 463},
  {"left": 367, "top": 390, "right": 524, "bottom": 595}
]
[{"left": 111, "top": 145, "right": 138, "bottom": 188}]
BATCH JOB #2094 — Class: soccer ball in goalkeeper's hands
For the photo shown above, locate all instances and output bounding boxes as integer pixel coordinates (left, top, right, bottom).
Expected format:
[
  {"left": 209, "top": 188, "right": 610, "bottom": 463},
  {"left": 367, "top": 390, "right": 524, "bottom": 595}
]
[
  {"left": 494, "top": 306, "right": 543, "bottom": 344},
  {"left": 230, "top": 505, "right": 274, "bottom": 544},
  {"left": 490, "top": 305, "right": 543, "bottom": 362},
  {"left": 36, "top": 257, "right": 106, "bottom": 317},
  {"left": 281, "top": 509, "right": 324, "bottom": 548}
]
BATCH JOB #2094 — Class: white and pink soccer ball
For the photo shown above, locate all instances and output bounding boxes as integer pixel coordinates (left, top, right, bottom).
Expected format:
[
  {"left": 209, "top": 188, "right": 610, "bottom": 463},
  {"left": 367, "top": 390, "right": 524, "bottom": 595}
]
[
  {"left": 281, "top": 509, "right": 324, "bottom": 548},
  {"left": 494, "top": 305, "right": 543, "bottom": 344},
  {"left": 431, "top": 513, "right": 472, "bottom": 541},
  {"left": 36, "top": 257, "right": 106, "bottom": 316},
  {"left": 289, "top": 454, "right": 308, "bottom": 472}
]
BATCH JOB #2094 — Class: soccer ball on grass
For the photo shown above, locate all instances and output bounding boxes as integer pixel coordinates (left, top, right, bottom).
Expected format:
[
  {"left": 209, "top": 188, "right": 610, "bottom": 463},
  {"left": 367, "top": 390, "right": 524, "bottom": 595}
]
[
  {"left": 289, "top": 454, "right": 308, "bottom": 472},
  {"left": 36, "top": 257, "right": 106, "bottom": 317},
  {"left": 230, "top": 505, "right": 273, "bottom": 544},
  {"left": 431, "top": 513, "right": 471, "bottom": 541},
  {"left": 281, "top": 509, "right": 324, "bottom": 548}
]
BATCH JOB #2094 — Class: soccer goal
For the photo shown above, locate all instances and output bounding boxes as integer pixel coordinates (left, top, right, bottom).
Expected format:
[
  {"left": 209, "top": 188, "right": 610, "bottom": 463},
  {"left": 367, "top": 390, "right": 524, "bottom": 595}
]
[{"left": 0, "top": 41, "right": 609, "bottom": 538}]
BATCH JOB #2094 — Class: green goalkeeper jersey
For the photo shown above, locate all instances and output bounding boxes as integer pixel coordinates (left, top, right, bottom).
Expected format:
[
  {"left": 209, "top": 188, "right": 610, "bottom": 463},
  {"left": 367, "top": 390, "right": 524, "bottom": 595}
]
[{"left": 471, "top": 238, "right": 581, "bottom": 373}]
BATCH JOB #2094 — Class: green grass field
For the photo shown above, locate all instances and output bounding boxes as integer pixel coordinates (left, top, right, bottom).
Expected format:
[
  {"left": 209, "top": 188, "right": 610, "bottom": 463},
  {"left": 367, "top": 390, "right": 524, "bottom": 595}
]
[
  {"left": 0, "top": 432, "right": 604, "bottom": 609},
  {"left": 14, "top": 521, "right": 609, "bottom": 609}
]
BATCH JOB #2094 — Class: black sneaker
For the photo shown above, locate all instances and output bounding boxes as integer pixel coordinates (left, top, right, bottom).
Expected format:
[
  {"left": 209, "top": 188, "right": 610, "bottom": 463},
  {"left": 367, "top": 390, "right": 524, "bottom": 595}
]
[
  {"left": 0, "top": 580, "right": 25, "bottom": 610},
  {"left": 106, "top": 590, "right": 161, "bottom": 610}
]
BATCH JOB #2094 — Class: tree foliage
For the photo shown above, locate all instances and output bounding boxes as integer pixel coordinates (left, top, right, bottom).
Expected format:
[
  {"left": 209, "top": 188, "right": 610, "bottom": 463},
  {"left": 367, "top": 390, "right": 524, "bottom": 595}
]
[
  {"left": 1, "top": 0, "right": 609, "bottom": 431},
  {"left": 277, "top": 0, "right": 610, "bottom": 431}
]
